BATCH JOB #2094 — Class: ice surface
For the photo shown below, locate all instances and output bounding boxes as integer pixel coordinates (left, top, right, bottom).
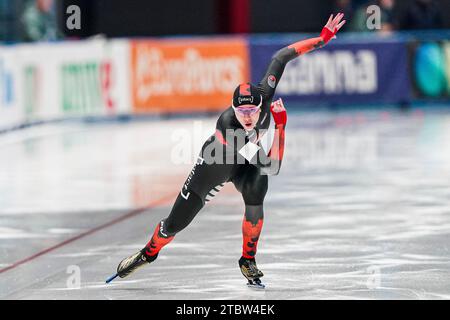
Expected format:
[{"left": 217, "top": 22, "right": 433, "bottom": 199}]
[{"left": 1, "top": 110, "right": 450, "bottom": 300}]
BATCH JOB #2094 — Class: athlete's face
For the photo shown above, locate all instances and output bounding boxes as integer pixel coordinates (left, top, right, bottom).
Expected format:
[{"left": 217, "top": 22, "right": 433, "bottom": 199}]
[{"left": 234, "top": 105, "right": 261, "bottom": 131}]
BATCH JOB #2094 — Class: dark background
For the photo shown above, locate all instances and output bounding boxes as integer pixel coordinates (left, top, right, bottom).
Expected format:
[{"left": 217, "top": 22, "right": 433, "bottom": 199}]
[
  {"left": 58, "top": 0, "right": 450, "bottom": 38},
  {"left": 2, "top": 0, "right": 450, "bottom": 42}
]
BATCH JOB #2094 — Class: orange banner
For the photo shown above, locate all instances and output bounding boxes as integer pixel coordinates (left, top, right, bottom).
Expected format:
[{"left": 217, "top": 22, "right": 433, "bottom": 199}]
[{"left": 131, "top": 38, "right": 250, "bottom": 113}]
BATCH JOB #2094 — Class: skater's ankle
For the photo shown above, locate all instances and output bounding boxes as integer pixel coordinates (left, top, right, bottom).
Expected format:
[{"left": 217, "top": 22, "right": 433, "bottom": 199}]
[
  {"left": 141, "top": 248, "right": 159, "bottom": 263},
  {"left": 240, "top": 256, "right": 255, "bottom": 261}
]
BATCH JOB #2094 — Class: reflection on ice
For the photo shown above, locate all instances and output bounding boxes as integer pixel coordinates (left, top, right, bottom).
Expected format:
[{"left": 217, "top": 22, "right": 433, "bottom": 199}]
[{"left": 1, "top": 110, "right": 450, "bottom": 299}]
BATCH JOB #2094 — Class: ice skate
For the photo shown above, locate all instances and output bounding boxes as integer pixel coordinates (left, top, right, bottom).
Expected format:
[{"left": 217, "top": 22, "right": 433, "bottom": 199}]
[
  {"left": 239, "top": 256, "right": 265, "bottom": 289},
  {"left": 106, "top": 249, "right": 157, "bottom": 283}
]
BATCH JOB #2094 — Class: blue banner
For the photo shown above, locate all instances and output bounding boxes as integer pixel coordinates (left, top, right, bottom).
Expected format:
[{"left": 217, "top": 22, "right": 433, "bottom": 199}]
[{"left": 250, "top": 39, "right": 411, "bottom": 105}]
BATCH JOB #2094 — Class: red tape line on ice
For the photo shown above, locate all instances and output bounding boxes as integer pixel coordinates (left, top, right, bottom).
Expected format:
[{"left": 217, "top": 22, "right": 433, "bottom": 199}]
[{"left": 0, "top": 193, "right": 177, "bottom": 275}]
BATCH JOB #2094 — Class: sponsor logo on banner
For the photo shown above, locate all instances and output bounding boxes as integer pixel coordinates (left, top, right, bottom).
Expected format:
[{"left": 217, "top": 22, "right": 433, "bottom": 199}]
[
  {"left": 278, "top": 51, "right": 377, "bottom": 95},
  {"left": 0, "top": 59, "right": 14, "bottom": 107},
  {"left": 130, "top": 39, "right": 250, "bottom": 112},
  {"left": 412, "top": 41, "right": 450, "bottom": 98},
  {"left": 445, "top": 42, "right": 450, "bottom": 95},
  {"left": 23, "top": 65, "right": 40, "bottom": 118},
  {"left": 251, "top": 41, "right": 410, "bottom": 104},
  {"left": 61, "top": 61, "right": 115, "bottom": 115}
]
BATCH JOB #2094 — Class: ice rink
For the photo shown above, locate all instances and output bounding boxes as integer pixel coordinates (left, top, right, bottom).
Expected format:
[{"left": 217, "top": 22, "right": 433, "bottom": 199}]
[{"left": 1, "top": 108, "right": 450, "bottom": 300}]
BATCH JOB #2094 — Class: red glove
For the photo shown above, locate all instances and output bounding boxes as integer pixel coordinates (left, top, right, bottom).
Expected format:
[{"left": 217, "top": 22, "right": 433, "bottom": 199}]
[
  {"left": 271, "top": 98, "right": 287, "bottom": 126},
  {"left": 320, "top": 13, "right": 346, "bottom": 45}
]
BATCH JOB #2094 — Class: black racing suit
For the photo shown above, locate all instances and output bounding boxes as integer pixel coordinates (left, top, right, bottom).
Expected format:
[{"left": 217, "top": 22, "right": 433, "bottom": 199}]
[{"left": 144, "top": 36, "right": 325, "bottom": 260}]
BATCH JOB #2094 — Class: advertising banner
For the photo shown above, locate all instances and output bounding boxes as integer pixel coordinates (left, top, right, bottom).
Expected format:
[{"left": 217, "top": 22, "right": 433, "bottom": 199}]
[
  {"left": 410, "top": 41, "right": 450, "bottom": 99},
  {"left": 0, "top": 46, "right": 22, "bottom": 130},
  {"left": 130, "top": 38, "right": 250, "bottom": 113},
  {"left": 15, "top": 39, "right": 131, "bottom": 122},
  {"left": 3, "top": 34, "right": 450, "bottom": 133},
  {"left": 0, "top": 39, "right": 131, "bottom": 131},
  {"left": 250, "top": 39, "right": 411, "bottom": 105}
]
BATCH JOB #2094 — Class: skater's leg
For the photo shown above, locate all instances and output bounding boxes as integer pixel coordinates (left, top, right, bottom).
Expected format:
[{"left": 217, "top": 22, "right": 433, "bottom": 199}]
[
  {"left": 144, "top": 156, "right": 234, "bottom": 258},
  {"left": 233, "top": 165, "right": 268, "bottom": 259},
  {"left": 113, "top": 191, "right": 204, "bottom": 281},
  {"left": 144, "top": 191, "right": 203, "bottom": 257},
  {"left": 242, "top": 205, "right": 264, "bottom": 259},
  {"left": 114, "top": 154, "right": 232, "bottom": 280},
  {"left": 232, "top": 166, "right": 268, "bottom": 284}
]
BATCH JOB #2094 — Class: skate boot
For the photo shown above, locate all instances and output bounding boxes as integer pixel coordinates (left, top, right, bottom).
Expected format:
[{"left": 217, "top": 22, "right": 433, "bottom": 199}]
[
  {"left": 106, "top": 249, "right": 157, "bottom": 283},
  {"left": 239, "top": 256, "right": 265, "bottom": 289},
  {"left": 117, "top": 249, "right": 158, "bottom": 278}
]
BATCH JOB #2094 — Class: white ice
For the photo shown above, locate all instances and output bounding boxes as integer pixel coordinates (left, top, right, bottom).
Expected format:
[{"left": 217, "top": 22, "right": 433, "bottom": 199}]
[{"left": 1, "top": 109, "right": 450, "bottom": 300}]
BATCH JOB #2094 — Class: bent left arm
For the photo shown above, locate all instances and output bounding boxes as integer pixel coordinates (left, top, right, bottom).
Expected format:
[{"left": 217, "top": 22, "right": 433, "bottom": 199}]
[{"left": 257, "top": 99, "right": 287, "bottom": 176}]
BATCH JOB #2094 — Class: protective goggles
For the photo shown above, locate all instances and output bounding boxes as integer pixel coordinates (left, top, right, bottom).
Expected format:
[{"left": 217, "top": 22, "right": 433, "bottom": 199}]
[
  {"left": 232, "top": 105, "right": 261, "bottom": 116},
  {"left": 231, "top": 97, "right": 262, "bottom": 116}
]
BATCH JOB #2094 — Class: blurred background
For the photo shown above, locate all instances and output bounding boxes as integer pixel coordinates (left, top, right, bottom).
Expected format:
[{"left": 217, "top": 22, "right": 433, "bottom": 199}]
[
  {"left": 1, "top": 0, "right": 450, "bottom": 119},
  {"left": 1, "top": 0, "right": 450, "bottom": 300},
  {"left": 1, "top": 0, "right": 450, "bottom": 40}
]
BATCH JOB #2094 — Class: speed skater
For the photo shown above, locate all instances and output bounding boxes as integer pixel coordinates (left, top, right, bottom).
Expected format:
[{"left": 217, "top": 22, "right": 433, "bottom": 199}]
[{"left": 108, "top": 13, "right": 346, "bottom": 287}]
